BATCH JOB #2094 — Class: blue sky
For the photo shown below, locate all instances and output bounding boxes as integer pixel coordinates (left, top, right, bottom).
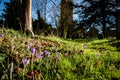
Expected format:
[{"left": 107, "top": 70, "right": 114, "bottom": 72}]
[
  {"left": 0, "top": 0, "right": 82, "bottom": 27},
  {"left": 0, "top": 0, "right": 10, "bottom": 16},
  {"left": 0, "top": 0, "right": 82, "bottom": 18}
]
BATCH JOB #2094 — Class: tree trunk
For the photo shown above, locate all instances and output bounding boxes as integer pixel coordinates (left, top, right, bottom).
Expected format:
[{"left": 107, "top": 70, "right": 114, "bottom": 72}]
[
  {"left": 101, "top": 1, "right": 106, "bottom": 38},
  {"left": 116, "top": 13, "right": 120, "bottom": 40},
  {"left": 102, "top": 14, "right": 106, "bottom": 38},
  {"left": 22, "top": 0, "right": 34, "bottom": 36},
  {"left": 59, "top": 0, "right": 73, "bottom": 38}
]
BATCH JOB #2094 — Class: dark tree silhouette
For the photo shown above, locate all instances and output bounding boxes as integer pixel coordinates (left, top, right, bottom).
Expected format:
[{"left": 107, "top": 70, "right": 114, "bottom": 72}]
[
  {"left": 59, "top": 0, "right": 73, "bottom": 39},
  {"left": 2, "top": 0, "right": 23, "bottom": 31},
  {"left": 76, "top": 0, "right": 118, "bottom": 38},
  {"left": 81, "top": 0, "right": 109, "bottom": 38},
  {"left": 33, "top": 10, "right": 53, "bottom": 35},
  {"left": 116, "top": 12, "right": 120, "bottom": 40},
  {"left": 114, "top": 0, "right": 120, "bottom": 40}
]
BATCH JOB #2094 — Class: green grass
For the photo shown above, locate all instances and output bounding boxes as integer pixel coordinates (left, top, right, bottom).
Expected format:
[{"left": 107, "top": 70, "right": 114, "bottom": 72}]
[{"left": 0, "top": 28, "right": 120, "bottom": 80}]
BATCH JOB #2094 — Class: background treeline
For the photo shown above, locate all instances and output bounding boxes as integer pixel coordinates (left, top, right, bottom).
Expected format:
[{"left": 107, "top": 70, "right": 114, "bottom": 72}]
[{"left": 0, "top": 0, "right": 120, "bottom": 39}]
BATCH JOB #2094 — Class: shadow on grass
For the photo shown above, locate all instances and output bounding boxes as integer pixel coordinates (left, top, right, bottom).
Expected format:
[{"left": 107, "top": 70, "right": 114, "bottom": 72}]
[
  {"left": 67, "top": 38, "right": 120, "bottom": 52},
  {"left": 90, "top": 39, "right": 120, "bottom": 51},
  {"left": 111, "top": 41, "right": 120, "bottom": 51},
  {"left": 66, "top": 38, "right": 95, "bottom": 43}
]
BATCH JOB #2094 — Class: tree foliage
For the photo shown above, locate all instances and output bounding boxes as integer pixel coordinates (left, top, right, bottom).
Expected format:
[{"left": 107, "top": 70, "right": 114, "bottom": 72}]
[
  {"left": 74, "top": 0, "right": 120, "bottom": 39},
  {"left": 33, "top": 10, "right": 53, "bottom": 36},
  {"left": 2, "top": 0, "right": 23, "bottom": 31},
  {"left": 80, "top": 0, "right": 114, "bottom": 37}
]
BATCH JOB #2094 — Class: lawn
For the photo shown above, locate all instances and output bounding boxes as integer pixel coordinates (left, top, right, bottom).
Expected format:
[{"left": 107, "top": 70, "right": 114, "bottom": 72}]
[{"left": 0, "top": 28, "right": 120, "bottom": 80}]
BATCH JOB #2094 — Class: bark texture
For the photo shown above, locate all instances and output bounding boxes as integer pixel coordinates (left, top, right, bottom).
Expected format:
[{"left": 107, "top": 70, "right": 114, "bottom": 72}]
[{"left": 22, "top": 0, "right": 34, "bottom": 36}]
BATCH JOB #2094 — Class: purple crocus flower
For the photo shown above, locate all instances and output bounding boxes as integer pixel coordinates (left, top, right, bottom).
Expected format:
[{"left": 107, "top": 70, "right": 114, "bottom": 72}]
[
  {"left": 56, "top": 55, "right": 59, "bottom": 61},
  {"left": 22, "top": 58, "right": 29, "bottom": 67},
  {"left": 0, "top": 34, "right": 3, "bottom": 37},
  {"left": 45, "top": 51, "right": 50, "bottom": 56},
  {"left": 30, "top": 48, "right": 36, "bottom": 55},
  {"left": 36, "top": 53, "right": 42, "bottom": 59}
]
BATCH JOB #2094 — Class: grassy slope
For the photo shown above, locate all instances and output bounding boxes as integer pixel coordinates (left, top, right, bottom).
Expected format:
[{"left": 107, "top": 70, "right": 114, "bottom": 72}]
[{"left": 0, "top": 28, "right": 120, "bottom": 80}]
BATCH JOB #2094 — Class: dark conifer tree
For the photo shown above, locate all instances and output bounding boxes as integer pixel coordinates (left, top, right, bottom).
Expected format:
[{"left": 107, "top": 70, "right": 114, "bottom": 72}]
[
  {"left": 2, "top": 0, "right": 23, "bottom": 31},
  {"left": 76, "top": 0, "right": 119, "bottom": 38},
  {"left": 59, "top": 0, "right": 73, "bottom": 39}
]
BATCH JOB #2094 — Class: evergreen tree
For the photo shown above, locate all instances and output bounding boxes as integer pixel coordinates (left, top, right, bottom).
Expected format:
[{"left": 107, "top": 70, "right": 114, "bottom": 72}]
[
  {"left": 2, "top": 0, "right": 23, "bottom": 31},
  {"left": 33, "top": 10, "right": 47, "bottom": 35},
  {"left": 78, "top": 0, "right": 118, "bottom": 38},
  {"left": 33, "top": 10, "right": 53, "bottom": 36},
  {"left": 59, "top": 0, "right": 73, "bottom": 39}
]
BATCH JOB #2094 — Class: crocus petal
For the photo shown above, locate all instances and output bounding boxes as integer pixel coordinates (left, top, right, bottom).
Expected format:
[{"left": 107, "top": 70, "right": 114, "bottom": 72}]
[
  {"left": 0, "top": 34, "right": 3, "bottom": 37},
  {"left": 45, "top": 51, "right": 50, "bottom": 56},
  {"left": 30, "top": 48, "right": 36, "bottom": 55},
  {"left": 36, "top": 53, "right": 42, "bottom": 59},
  {"left": 56, "top": 55, "right": 59, "bottom": 61},
  {"left": 22, "top": 58, "right": 27, "bottom": 66}
]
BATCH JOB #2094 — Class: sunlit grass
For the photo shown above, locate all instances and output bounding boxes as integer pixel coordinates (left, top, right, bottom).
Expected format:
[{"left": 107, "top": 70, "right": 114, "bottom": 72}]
[{"left": 0, "top": 28, "right": 120, "bottom": 80}]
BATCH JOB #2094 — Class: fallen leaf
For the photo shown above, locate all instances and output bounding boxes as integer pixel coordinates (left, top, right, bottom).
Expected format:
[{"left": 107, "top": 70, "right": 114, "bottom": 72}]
[{"left": 94, "top": 61, "right": 102, "bottom": 66}]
